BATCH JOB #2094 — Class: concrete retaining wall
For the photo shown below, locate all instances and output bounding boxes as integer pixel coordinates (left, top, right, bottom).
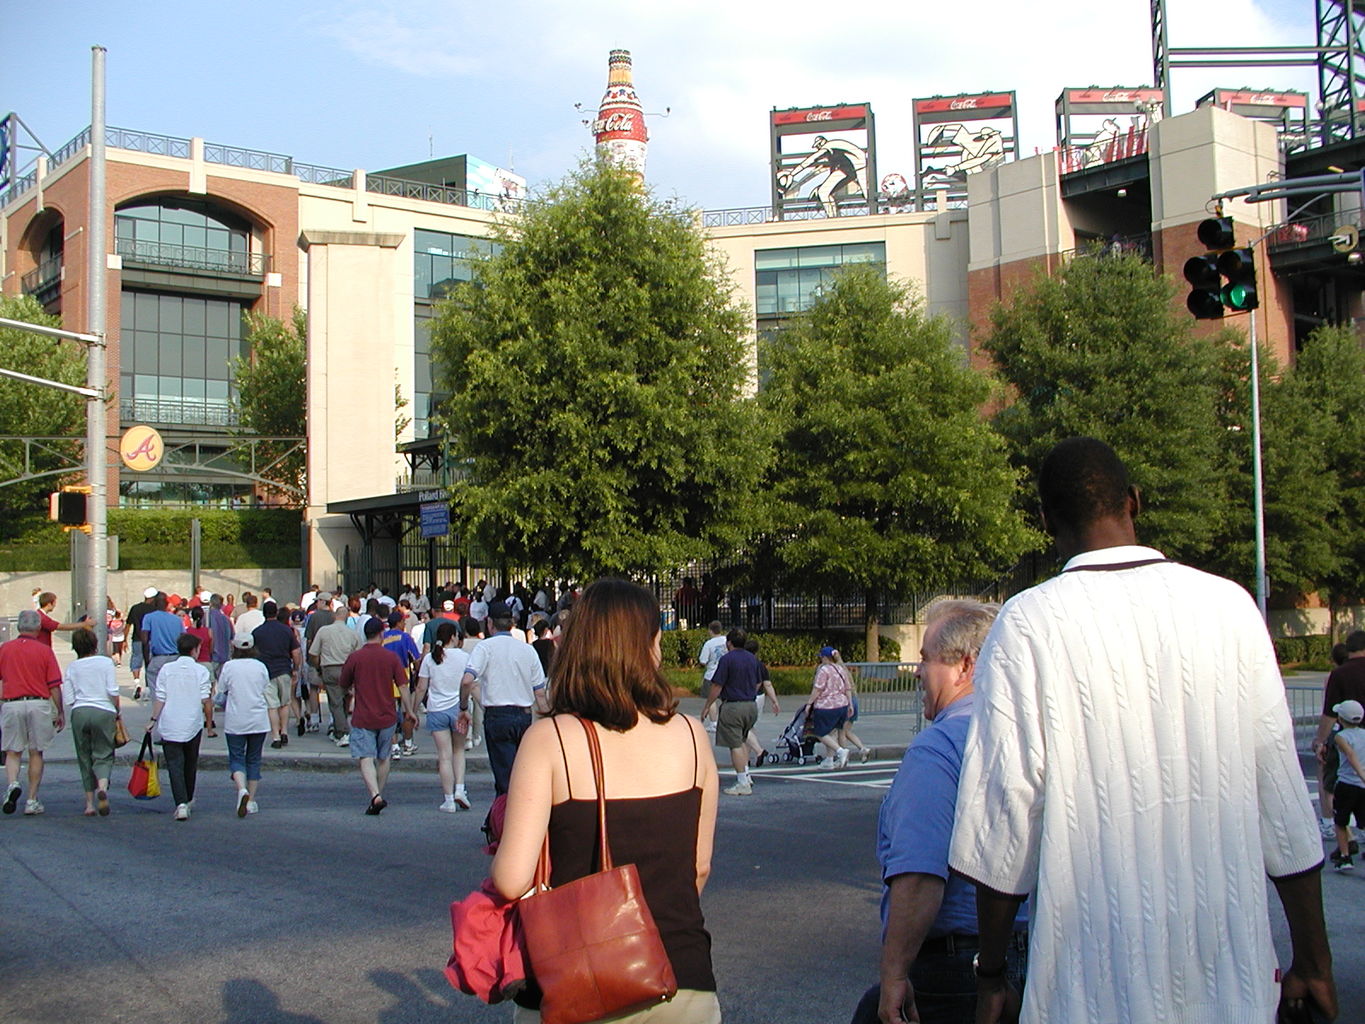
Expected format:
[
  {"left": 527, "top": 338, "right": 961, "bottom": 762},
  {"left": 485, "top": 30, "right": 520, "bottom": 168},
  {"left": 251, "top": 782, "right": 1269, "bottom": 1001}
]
[{"left": 1, "top": 568, "right": 303, "bottom": 619}]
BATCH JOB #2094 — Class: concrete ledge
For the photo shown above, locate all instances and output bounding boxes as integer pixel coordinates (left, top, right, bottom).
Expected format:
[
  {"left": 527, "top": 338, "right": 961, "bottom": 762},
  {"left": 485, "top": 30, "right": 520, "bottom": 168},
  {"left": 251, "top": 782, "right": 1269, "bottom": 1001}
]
[{"left": 298, "top": 229, "right": 404, "bottom": 250}]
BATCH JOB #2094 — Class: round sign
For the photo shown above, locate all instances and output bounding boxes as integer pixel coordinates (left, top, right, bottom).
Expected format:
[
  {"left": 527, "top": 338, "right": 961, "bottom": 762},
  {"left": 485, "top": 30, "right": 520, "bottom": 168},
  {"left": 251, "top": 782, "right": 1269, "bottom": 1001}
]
[
  {"left": 120, "top": 425, "right": 164, "bottom": 472},
  {"left": 1333, "top": 224, "right": 1360, "bottom": 254}
]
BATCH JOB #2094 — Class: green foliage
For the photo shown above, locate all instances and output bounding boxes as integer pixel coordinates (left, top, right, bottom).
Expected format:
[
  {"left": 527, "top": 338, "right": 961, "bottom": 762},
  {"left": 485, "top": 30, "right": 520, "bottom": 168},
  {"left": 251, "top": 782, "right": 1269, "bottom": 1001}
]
[
  {"left": 1285, "top": 325, "right": 1365, "bottom": 602},
  {"left": 1273, "top": 634, "right": 1333, "bottom": 667},
  {"left": 430, "top": 162, "right": 770, "bottom": 579},
  {"left": 982, "top": 255, "right": 1226, "bottom": 562},
  {"left": 0, "top": 295, "right": 87, "bottom": 514},
  {"left": 1203, "top": 336, "right": 1338, "bottom": 597},
  {"left": 0, "top": 509, "right": 301, "bottom": 571},
  {"left": 759, "top": 265, "right": 1037, "bottom": 616},
  {"left": 658, "top": 628, "right": 899, "bottom": 669},
  {"left": 231, "top": 307, "right": 306, "bottom": 495}
]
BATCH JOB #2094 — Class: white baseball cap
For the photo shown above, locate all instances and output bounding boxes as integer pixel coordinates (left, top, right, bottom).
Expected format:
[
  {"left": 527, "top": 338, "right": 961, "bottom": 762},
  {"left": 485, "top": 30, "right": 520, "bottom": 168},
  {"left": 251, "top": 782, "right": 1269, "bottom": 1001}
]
[
  {"left": 231, "top": 633, "right": 255, "bottom": 650},
  {"left": 1335, "top": 700, "right": 1364, "bottom": 724},
  {"left": 143, "top": 586, "right": 159, "bottom": 599}
]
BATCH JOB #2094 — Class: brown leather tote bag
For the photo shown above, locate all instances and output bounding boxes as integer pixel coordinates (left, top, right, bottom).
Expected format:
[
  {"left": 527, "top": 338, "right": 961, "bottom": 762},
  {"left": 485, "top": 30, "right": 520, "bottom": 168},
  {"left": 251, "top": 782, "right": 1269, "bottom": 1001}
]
[{"left": 518, "top": 716, "right": 678, "bottom": 1024}]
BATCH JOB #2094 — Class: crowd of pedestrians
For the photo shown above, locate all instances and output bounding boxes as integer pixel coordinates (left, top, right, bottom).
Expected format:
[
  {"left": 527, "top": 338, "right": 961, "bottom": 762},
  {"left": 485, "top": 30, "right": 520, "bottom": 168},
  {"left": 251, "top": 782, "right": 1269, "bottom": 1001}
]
[{"left": 0, "top": 439, "right": 1351, "bottom": 1022}]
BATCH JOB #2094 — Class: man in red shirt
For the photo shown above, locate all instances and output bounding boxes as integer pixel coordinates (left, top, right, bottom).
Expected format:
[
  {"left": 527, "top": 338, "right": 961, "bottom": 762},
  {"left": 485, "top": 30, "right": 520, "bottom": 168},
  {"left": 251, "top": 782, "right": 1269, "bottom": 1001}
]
[
  {"left": 339, "top": 618, "right": 415, "bottom": 814},
  {"left": 36, "top": 591, "right": 83, "bottom": 648},
  {"left": 1, "top": 609, "right": 65, "bottom": 815}
]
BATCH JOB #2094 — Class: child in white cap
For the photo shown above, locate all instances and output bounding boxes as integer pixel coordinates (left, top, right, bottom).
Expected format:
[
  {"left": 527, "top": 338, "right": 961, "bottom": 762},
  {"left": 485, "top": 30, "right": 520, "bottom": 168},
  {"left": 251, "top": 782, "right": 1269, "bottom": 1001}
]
[{"left": 1331, "top": 698, "right": 1365, "bottom": 871}]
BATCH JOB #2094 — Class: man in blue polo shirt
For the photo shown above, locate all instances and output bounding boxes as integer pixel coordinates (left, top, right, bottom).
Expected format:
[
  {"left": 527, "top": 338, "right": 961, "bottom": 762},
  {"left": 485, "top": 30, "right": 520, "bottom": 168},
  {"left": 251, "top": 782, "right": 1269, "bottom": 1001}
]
[
  {"left": 850, "top": 600, "right": 1028, "bottom": 1024},
  {"left": 699, "top": 628, "right": 762, "bottom": 797},
  {"left": 140, "top": 593, "right": 184, "bottom": 697}
]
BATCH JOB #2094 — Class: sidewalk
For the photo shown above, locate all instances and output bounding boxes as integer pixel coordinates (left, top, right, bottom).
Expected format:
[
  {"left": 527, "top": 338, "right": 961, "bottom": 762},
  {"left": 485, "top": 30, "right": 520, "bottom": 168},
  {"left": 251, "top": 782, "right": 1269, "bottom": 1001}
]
[{"left": 36, "top": 644, "right": 1323, "bottom": 772}]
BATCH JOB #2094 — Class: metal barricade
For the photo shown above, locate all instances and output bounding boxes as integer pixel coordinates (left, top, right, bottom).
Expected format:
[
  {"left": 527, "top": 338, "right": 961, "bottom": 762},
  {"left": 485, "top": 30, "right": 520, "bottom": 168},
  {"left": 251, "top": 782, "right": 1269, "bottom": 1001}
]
[
  {"left": 1285, "top": 684, "right": 1324, "bottom": 753},
  {"left": 845, "top": 662, "right": 923, "bottom": 734}
]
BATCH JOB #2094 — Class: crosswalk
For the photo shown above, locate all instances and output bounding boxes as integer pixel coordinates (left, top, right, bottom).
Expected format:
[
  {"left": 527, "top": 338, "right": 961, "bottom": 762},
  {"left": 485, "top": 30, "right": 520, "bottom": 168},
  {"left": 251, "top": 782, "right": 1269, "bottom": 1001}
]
[
  {"left": 755, "top": 761, "right": 1323, "bottom": 799},
  {"left": 754, "top": 761, "right": 901, "bottom": 789}
]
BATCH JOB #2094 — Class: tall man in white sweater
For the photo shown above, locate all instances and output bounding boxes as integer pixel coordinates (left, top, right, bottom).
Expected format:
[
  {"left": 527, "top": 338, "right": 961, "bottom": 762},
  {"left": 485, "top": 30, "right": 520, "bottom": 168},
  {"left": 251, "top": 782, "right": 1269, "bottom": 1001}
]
[{"left": 949, "top": 437, "right": 1336, "bottom": 1024}]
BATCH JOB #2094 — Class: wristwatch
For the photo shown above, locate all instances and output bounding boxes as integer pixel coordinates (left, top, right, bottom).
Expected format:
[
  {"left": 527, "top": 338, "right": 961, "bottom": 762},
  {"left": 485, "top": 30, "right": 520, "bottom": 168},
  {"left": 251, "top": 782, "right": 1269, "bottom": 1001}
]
[{"left": 972, "top": 953, "right": 1006, "bottom": 980}]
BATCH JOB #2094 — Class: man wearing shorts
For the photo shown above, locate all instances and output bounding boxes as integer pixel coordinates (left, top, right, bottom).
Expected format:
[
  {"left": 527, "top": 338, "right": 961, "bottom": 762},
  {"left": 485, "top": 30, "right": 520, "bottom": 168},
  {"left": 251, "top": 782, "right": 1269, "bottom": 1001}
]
[
  {"left": 340, "top": 617, "right": 414, "bottom": 814},
  {"left": 1, "top": 610, "right": 65, "bottom": 815},
  {"left": 141, "top": 592, "right": 184, "bottom": 697},
  {"left": 700, "top": 629, "right": 762, "bottom": 796},
  {"left": 125, "top": 587, "right": 158, "bottom": 700},
  {"left": 252, "top": 601, "right": 300, "bottom": 749}
]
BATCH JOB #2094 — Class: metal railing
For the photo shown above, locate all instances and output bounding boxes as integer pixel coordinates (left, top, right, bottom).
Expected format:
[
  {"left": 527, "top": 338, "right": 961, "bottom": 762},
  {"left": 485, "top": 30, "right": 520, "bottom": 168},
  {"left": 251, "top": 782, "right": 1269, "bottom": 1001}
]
[
  {"left": 1058, "top": 127, "right": 1149, "bottom": 175},
  {"left": 21, "top": 256, "right": 62, "bottom": 296},
  {"left": 1267, "top": 212, "right": 1348, "bottom": 252},
  {"left": 294, "top": 162, "right": 356, "bottom": 186},
  {"left": 1065, "top": 232, "right": 1154, "bottom": 262},
  {"left": 119, "top": 397, "right": 238, "bottom": 427},
  {"left": 115, "top": 237, "right": 270, "bottom": 276},
  {"left": 1286, "top": 684, "right": 1324, "bottom": 754},
  {"left": 365, "top": 174, "right": 524, "bottom": 213},
  {"left": 846, "top": 662, "right": 924, "bottom": 731},
  {"left": 106, "top": 126, "right": 191, "bottom": 159},
  {"left": 203, "top": 141, "right": 291, "bottom": 174}
]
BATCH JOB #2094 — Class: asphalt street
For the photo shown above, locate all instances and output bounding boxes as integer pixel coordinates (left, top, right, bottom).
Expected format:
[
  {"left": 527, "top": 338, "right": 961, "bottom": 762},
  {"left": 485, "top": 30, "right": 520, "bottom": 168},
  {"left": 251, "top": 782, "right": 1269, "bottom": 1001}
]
[{"left": 2, "top": 754, "right": 1363, "bottom": 1024}]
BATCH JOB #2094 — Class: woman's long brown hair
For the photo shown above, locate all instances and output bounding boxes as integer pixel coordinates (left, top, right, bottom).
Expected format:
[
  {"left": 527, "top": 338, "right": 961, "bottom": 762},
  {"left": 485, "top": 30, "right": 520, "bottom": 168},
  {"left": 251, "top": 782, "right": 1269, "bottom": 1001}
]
[{"left": 549, "top": 578, "right": 676, "bottom": 731}]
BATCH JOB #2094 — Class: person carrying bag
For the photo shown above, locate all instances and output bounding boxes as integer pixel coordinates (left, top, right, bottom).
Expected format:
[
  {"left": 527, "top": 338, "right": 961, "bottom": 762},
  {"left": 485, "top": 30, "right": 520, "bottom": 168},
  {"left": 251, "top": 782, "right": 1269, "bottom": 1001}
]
[
  {"left": 483, "top": 578, "right": 722, "bottom": 1024},
  {"left": 127, "top": 733, "right": 161, "bottom": 800}
]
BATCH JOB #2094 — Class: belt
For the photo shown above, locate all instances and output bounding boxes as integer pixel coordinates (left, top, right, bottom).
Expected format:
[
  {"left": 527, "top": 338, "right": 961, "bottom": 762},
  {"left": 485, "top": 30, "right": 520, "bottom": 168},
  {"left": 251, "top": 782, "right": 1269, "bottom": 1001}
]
[
  {"left": 919, "top": 931, "right": 1029, "bottom": 957},
  {"left": 484, "top": 704, "right": 531, "bottom": 711},
  {"left": 3, "top": 695, "right": 47, "bottom": 702}
]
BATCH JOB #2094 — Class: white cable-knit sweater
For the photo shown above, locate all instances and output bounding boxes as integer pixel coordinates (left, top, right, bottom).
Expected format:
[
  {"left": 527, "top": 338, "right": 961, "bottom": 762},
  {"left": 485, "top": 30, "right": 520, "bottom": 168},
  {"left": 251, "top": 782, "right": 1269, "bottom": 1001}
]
[{"left": 949, "top": 546, "right": 1321, "bottom": 1024}]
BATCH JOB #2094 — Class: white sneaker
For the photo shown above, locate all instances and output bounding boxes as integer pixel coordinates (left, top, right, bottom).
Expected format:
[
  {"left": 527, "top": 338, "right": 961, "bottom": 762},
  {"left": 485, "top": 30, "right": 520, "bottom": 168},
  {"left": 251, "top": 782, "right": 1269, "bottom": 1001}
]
[
  {"left": 23, "top": 799, "right": 43, "bottom": 816},
  {"left": 722, "top": 781, "right": 753, "bottom": 796},
  {"left": 403, "top": 740, "right": 417, "bottom": 755},
  {"left": 236, "top": 789, "right": 250, "bottom": 818},
  {"left": 246, "top": 801, "right": 259, "bottom": 815},
  {"left": 336, "top": 734, "right": 350, "bottom": 747},
  {"left": 1321, "top": 819, "right": 1338, "bottom": 840},
  {"left": 453, "top": 790, "right": 471, "bottom": 810},
  {"left": 439, "top": 798, "right": 459, "bottom": 813},
  {"left": 835, "top": 747, "right": 850, "bottom": 769},
  {"left": 174, "top": 803, "right": 189, "bottom": 821},
  {"left": 815, "top": 756, "right": 836, "bottom": 770}
]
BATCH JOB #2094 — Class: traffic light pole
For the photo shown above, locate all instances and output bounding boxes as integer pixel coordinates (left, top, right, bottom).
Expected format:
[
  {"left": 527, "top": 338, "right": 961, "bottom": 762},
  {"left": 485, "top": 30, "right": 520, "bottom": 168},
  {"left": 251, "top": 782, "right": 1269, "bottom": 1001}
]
[
  {"left": 1247, "top": 307, "right": 1268, "bottom": 621},
  {"left": 85, "top": 45, "right": 108, "bottom": 647}
]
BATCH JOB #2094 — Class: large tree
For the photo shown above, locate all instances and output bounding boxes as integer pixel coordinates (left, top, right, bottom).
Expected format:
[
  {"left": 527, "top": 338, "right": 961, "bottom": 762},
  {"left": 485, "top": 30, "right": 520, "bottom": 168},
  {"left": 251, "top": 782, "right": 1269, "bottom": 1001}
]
[
  {"left": 982, "top": 253, "right": 1227, "bottom": 563},
  {"left": 0, "top": 295, "right": 87, "bottom": 526},
  {"left": 230, "top": 306, "right": 306, "bottom": 498},
  {"left": 429, "top": 162, "right": 770, "bottom": 579},
  {"left": 1202, "top": 334, "right": 1337, "bottom": 599},
  {"left": 760, "top": 264, "right": 1038, "bottom": 658}
]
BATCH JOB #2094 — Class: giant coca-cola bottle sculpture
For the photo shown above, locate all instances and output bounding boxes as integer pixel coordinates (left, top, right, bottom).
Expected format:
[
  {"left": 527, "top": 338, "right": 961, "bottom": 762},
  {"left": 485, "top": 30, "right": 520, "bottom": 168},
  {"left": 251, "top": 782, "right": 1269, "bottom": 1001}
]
[{"left": 593, "top": 49, "right": 648, "bottom": 182}]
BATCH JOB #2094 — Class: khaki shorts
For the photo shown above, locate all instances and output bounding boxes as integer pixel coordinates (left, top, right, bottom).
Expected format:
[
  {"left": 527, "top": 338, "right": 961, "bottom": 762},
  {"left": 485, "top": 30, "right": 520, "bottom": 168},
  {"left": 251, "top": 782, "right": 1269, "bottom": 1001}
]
[
  {"left": 513, "top": 989, "right": 720, "bottom": 1024},
  {"left": 716, "top": 700, "right": 758, "bottom": 749},
  {"left": 265, "top": 674, "right": 293, "bottom": 709},
  {"left": 2, "top": 699, "right": 57, "bottom": 753}
]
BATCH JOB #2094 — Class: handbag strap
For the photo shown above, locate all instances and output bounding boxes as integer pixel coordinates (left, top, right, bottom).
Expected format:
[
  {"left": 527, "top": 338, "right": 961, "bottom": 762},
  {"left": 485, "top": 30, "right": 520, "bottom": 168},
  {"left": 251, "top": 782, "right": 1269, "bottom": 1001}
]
[
  {"left": 530, "top": 715, "right": 614, "bottom": 891},
  {"left": 139, "top": 732, "right": 153, "bottom": 762},
  {"left": 578, "top": 716, "right": 613, "bottom": 872}
]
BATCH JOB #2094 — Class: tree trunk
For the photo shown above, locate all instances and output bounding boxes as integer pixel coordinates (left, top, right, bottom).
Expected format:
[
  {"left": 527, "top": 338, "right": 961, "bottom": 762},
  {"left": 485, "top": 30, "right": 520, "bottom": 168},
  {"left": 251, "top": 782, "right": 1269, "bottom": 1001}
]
[{"left": 865, "top": 588, "right": 881, "bottom": 664}]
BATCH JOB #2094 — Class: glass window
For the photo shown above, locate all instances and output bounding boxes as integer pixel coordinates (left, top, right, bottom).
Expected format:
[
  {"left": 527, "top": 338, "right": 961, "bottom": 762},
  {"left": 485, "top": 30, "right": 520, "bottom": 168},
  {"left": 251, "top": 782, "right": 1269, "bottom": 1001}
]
[
  {"left": 183, "top": 298, "right": 206, "bottom": 334},
  {"left": 753, "top": 242, "right": 886, "bottom": 319}
]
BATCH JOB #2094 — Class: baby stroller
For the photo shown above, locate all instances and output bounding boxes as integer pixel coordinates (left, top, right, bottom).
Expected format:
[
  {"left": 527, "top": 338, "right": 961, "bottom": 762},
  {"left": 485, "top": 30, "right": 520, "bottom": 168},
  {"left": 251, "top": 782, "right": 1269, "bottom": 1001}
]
[{"left": 776, "top": 706, "right": 817, "bottom": 765}]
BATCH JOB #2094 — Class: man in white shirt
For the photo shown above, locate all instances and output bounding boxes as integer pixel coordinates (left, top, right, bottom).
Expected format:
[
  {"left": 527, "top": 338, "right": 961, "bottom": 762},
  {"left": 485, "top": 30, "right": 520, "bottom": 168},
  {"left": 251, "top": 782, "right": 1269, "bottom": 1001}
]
[
  {"left": 234, "top": 592, "right": 265, "bottom": 634},
  {"left": 949, "top": 437, "right": 1335, "bottom": 1024},
  {"left": 458, "top": 601, "right": 548, "bottom": 795},
  {"left": 300, "top": 584, "right": 319, "bottom": 612}
]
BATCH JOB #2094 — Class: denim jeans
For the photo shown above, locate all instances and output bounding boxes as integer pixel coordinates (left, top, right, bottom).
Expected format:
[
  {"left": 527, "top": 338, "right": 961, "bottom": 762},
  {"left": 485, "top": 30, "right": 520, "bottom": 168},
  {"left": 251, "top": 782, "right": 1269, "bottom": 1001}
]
[
  {"left": 849, "top": 933, "right": 1028, "bottom": 1024},
  {"left": 483, "top": 705, "right": 532, "bottom": 795},
  {"left": 226, "top": 732, "right": 267, "bottom": 781}
]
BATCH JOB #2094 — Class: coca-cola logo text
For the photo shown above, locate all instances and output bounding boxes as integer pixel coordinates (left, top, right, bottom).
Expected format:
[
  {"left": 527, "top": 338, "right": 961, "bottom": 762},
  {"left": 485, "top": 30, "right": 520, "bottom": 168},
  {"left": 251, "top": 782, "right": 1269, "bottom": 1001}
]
[
  {"left": 806, "top": 110, "right": 834, "bottom": 121},
  {"left": 950, "top": 98, "right": 978, "bottom": 110},
  {"left": 593, "top": 112, "right": 636, "bottom": 134}
]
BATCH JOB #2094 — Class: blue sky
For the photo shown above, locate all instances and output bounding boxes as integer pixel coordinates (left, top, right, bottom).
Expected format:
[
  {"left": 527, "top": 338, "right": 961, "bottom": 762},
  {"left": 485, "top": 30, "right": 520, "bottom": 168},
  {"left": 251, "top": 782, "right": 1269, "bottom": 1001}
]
[{"left": 2, "top": 0, "right": 1318, "bottom": 211}]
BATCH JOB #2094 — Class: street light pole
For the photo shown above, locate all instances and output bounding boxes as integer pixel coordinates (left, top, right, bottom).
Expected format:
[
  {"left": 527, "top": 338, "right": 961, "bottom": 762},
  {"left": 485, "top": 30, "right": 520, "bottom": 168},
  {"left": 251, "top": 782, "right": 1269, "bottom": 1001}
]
[
  {"left": 85, "top": 44, "right": 108, "bottom": 645},
  {"left": 1247, "top": 306, "right": 1267, "bottom": 619}
]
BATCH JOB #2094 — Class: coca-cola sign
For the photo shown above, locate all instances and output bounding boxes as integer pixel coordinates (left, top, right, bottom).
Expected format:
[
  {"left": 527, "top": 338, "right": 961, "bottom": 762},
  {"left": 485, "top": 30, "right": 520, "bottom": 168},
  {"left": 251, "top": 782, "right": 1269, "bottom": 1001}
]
[
  {"left": 771, "top": 104, "right": 870, "bottom": 126},
  {"left": 1214, "top": 90, "right": 1307, "bottom": 108},
  {"left": 1065, "top": 88, "right": 1165, "bottom": 105},
  {"left": 593, "top": 112, "right": 636, "bottom": 134},
  {"left": 914, "top": 93, "right": 1013, "bottom": 115}
]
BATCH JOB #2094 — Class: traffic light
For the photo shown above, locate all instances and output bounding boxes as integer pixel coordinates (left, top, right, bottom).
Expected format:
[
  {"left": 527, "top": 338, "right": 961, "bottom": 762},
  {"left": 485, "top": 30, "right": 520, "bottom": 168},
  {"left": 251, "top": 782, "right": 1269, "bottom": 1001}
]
[
  {"left": 1184, "top": 217, "right": 1258, "bottom": 319},
  {"left": 1218, "top": 247, "right": 1259, "bottom": 311},
  {"left": 49, "top": 485, "right": 91, "bottom": 532}
]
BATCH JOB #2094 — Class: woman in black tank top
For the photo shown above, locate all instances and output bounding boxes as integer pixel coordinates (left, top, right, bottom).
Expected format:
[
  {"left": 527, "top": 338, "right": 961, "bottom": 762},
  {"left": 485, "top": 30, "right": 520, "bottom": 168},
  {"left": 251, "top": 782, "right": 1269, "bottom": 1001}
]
[{"left": 490, "top": 579, "right": 722, "bottom": 1023}]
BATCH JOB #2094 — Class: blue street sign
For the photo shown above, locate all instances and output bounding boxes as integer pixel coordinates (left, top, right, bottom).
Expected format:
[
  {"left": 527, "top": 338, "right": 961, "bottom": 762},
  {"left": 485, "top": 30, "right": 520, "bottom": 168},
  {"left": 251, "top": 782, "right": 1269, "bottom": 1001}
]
[{"left": 419, "top": 501, "right": 450, "bottom": 539}]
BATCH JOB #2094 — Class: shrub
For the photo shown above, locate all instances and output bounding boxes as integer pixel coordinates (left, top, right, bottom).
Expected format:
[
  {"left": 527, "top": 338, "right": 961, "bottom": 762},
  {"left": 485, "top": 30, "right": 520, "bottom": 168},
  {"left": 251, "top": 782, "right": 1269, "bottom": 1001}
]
[
  {"left": 1274, "top": 635, "right": 1334, "bottom": 666},
  {"left": 660, "top": 628, "right": 899, "bottom": 668}
]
